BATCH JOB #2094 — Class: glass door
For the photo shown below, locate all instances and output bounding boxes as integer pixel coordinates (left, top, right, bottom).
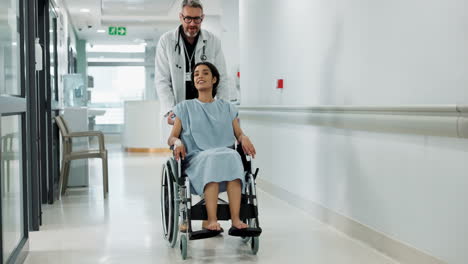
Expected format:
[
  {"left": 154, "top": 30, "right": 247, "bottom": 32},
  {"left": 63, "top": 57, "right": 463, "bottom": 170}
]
[
  {"left": 0, "top": 0, "right": 29, "bottom": 262},
  {"left": 46, "top": 1, "right": 60, "bottom": 203},
  {"left": 37, "top": 0, "right": 61, "bottom": 204}
]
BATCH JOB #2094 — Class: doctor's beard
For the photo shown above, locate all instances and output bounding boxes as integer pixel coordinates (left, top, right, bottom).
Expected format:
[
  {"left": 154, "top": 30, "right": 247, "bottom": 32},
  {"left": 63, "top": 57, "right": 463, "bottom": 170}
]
[{"left": 184, "top": 26, "right": 200, "bottom": 38}]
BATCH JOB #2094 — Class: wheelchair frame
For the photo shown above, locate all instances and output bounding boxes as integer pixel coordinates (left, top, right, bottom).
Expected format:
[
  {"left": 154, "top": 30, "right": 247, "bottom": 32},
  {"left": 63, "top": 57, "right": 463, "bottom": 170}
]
[{"left": 160, "top": 144, "right": 261, "bottom": 259}]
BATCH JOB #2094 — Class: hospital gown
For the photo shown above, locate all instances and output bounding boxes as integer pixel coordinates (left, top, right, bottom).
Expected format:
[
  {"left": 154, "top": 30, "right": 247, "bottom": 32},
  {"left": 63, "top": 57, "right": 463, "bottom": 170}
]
[{"left": 173, "top": 99, "right": 244, "bottom": 195}]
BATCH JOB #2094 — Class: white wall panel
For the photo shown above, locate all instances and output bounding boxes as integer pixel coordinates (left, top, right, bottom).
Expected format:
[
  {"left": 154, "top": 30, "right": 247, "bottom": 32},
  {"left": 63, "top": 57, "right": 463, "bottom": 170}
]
[
  {"left": 240, "top": 0, "right": 468, "bottom": 106},
  {"left": 240, "top": 0, "right": 468, "bottom": 263},
  {"left": 242, "top": 118, "right": 468, "bottom": 263}
]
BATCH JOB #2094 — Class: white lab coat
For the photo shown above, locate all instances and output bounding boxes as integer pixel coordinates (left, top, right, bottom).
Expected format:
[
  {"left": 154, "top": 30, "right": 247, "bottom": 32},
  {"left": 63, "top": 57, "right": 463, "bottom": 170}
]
[{"left": 155, "top": 26, "right": 230, "bottom": 117}]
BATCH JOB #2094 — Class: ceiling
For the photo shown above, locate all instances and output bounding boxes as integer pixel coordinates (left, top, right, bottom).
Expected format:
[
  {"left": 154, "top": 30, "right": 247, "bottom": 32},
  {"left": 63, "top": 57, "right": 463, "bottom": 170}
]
[{"left": 62, "top": 0, "right": 181, "bottom": 45}]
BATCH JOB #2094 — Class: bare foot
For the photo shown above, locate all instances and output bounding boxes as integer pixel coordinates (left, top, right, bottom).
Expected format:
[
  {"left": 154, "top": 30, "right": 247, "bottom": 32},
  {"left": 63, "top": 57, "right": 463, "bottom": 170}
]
[
  {"left": 203, "top": 220, "right": 221, "bottom": 231},
  {"left": 231, "top": 220, "right": 249, "bottom": 229},
  {"left": 179, "top": 222, "right": 187, "bottom": 232}
]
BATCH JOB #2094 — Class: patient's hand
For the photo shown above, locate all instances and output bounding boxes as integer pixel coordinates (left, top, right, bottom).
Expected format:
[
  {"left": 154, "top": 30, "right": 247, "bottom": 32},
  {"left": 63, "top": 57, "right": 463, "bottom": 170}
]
[
  {"left": 240, "top": 136, "right": 256, "bottom": 158},
  {"left": 174, "top": 144, "right": 186, "bottom": 161}
]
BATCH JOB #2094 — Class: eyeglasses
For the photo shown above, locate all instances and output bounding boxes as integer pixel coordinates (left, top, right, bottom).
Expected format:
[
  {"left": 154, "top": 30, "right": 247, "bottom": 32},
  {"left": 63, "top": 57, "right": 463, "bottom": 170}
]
[{"left": 181, "top": 15, "right": 203, "bottom": 24}]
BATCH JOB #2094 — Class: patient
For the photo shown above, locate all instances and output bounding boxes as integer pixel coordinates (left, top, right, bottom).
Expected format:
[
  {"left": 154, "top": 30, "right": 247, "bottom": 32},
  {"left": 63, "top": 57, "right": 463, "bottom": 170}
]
[{"left": 167, "top": 62, "right": 256, "bottom": 234}]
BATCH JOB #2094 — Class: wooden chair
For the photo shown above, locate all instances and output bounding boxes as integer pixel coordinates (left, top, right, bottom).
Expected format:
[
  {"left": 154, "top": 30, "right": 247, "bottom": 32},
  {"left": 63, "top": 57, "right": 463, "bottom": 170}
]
[{"left": 54, "top": 115, "right": 109, "bottom": 198}]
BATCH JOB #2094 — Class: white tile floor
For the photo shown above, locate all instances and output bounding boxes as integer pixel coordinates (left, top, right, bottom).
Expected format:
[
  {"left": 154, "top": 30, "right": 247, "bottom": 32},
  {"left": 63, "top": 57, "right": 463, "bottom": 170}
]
[{"left": 24, "top": 145, "right": 398, "bottom": 264}]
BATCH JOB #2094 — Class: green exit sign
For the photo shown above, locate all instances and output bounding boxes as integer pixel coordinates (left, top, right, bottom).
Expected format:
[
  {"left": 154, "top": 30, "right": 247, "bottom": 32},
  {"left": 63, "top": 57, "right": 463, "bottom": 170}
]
[{"left": 108, "top": 26, "right": 127, "bottom": 36}]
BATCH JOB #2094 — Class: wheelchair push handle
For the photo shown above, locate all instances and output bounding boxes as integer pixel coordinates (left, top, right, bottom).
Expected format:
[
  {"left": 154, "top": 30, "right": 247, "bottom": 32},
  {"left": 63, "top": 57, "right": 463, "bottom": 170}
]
[
  {"left": 178, "top": 159, "right": 181, "bottom": 176},
  {"left": 253, "top": 168, "right": 259, "bottom": 179}
]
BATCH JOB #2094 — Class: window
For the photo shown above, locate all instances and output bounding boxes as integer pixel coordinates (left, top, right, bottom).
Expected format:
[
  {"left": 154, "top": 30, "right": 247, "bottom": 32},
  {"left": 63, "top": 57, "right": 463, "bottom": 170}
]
[{"left": 88, "top": 66, "right": 145, "bottom": 129}]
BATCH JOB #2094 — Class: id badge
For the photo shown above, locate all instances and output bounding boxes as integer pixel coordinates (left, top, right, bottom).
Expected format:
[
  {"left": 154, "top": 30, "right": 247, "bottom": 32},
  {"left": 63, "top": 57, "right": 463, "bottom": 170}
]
[{"left": 185, "top": 72, "right": 192, "bottom": 81}]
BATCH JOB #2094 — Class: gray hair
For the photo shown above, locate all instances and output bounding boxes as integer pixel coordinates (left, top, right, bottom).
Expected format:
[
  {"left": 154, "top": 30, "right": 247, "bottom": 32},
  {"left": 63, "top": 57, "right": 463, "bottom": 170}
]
[{"left": 181, "top": 0, "right": 203, "bottom": 11}]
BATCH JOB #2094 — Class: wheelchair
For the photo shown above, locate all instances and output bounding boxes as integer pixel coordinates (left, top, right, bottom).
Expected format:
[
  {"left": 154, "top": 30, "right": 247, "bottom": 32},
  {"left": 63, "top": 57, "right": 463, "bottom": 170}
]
[{"left": 160, "top": 144, "right": 262, "bottom": 259}]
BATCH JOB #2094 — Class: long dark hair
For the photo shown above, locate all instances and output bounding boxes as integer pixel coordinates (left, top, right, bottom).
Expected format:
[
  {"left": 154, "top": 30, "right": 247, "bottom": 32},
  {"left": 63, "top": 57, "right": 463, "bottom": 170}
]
[{"left": 191, "top": 62, "right": 220, "bottom": 97}]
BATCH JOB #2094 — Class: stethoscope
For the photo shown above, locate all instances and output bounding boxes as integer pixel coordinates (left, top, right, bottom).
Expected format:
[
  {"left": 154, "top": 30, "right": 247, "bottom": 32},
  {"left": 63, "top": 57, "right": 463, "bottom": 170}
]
[{"left": 175, "top": 29, "right": 207, "bottom": 69}]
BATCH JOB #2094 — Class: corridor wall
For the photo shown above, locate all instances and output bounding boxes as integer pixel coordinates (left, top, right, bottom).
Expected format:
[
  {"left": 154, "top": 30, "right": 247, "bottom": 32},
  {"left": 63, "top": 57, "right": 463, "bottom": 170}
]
[{"left": 239, "top": 1, "right": 468, "bottom": 263}]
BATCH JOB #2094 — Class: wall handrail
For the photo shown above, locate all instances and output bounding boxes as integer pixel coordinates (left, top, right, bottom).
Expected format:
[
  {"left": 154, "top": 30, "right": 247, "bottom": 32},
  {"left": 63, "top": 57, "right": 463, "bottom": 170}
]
[
  {"left": 238, "top": 104, "right": 468, "bottom": 138},
  {"left": 239, "top": 104, "right": 468, "bottom": 115}
]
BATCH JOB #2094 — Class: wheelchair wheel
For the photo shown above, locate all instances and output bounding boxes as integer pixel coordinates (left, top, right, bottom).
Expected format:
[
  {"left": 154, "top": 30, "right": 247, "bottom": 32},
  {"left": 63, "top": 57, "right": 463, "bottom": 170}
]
[
  {"left": 161, "top": 163, "right": 179, "bottom": 248},
  {"left": 180, "top": 234, "right": 188, "bottom": 260},
  {"left": 241, "top": 216, "right": 258, "bottom": 243},
  {"left": 240, "top": 217, "right": 255, "bottom": 243},
  {"left": 251, "top": 236, "right": 259, "bottom": 255},
  {"left": 244, "top": 173, "right": 261, "bottom": 251},
  {"left": 247, "top": 194, "right": 260, "bottom": 254}
]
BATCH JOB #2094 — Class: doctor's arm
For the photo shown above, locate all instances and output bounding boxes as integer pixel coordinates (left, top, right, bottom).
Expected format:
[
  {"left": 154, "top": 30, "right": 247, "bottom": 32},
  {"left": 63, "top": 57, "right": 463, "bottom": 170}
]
[
  {"left": 168, "top": 117, "right": 186, "bottom": 161},
  {"left": 232, "top": 118, "right": 256, "bottom": 158},
  {"left": 155, "top": 38, "right": 177, "bottom": 115}
]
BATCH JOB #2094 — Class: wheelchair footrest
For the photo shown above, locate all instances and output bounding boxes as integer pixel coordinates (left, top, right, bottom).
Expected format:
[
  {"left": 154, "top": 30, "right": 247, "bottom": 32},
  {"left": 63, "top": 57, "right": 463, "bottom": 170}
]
[
  {"left": 228, "top": 227, "right": 262, "bottom": 237},
  {"left": 189, "top": 229, "right": 223, "bottom": 240}
]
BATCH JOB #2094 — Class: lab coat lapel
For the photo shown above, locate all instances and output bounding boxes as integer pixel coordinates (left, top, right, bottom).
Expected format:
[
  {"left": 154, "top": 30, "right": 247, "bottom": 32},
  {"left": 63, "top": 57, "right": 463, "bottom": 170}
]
[
  {"left": 172, "top": 26, "right": 186, "bottom": 104},
  {"left": 195, "top": 30, "right": 207, "bottom": 63}
]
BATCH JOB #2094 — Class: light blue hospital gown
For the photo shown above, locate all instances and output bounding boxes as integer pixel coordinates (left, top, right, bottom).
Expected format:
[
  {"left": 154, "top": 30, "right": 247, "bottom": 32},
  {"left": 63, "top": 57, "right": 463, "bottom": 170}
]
[{"left": 173, "top": 99, "right": 245, "bottom": 195}]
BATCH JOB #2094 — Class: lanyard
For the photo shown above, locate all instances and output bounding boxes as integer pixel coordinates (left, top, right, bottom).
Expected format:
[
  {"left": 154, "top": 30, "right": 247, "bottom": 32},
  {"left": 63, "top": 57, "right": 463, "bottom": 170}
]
[{"left": 183, "top": 43, "right": 196, "bottom": 73}]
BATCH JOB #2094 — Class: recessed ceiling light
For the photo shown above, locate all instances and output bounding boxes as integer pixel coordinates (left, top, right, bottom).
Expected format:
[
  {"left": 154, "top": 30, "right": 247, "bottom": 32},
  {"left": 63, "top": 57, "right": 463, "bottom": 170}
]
[
  {"left": 80, "top": 8, "right": 90, "bottom": 13},
  {"left": 97, "top": 30, "right": 105, "bottom": 33}
]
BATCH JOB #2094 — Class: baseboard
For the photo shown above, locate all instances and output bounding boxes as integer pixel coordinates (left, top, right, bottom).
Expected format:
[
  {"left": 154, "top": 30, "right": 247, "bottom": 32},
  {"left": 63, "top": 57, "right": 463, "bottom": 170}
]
[
  {"left": 257, "top": 178, "right": 446, "bottom": 264},
  {"left": 10, "top": 238, "right": 28, "bottom": 264},
  {"left": 124, "top": 147, "right": 171, "bottom": 153}
]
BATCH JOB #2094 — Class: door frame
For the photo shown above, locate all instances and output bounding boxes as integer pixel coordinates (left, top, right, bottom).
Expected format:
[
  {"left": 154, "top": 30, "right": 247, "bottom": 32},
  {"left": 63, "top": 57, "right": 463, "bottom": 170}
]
[{"left": 0, "top": 0, "right": 34, "bottom": 262}]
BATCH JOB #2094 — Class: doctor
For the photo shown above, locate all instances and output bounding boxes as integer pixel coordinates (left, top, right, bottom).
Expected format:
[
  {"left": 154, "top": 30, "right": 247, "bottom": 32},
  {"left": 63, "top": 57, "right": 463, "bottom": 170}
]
[{"left": 155, "top": 0, "right": 230, "bottom": 126}]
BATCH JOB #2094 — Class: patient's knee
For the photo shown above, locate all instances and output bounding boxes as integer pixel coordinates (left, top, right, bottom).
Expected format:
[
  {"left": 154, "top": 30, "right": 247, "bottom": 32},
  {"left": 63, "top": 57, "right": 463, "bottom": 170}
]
[
  {"left": 206, "top": 182, "right": 219, "bottom": 187},
  {"left": 227, "top": 179, "right": 241, "bottom": 188},
  {"left": 204, "top": 182, "right": 219, "bottom": 193}
]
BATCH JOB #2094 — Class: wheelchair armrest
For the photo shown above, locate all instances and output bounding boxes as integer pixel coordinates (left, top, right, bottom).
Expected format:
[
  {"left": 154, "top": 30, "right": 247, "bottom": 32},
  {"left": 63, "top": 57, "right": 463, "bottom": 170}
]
[
  {"left": 236, "top": 143, "right": 252, "bottom": 172},
  {"left": 237, "top": 143, "right": 259, "bottom": 180}
]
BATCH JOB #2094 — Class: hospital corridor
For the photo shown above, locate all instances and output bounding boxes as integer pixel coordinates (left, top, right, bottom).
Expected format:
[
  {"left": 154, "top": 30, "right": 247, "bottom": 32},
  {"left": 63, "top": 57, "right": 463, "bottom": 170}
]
[
  {"left": 0, "top": 0, "right": 467, "bottom": 264},
  {"left": 23, "top": 145, "right": 397, "bottom": 264}
]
